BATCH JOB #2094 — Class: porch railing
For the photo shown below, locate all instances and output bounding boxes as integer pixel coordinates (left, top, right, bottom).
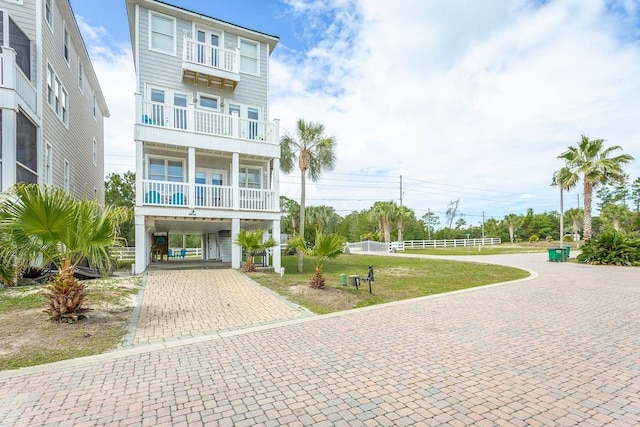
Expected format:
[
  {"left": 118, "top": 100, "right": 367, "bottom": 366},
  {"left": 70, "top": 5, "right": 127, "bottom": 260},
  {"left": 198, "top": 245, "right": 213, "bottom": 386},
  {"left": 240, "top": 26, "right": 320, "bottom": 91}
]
[
  {"left": 142, "top": 180, "right": 276, "bottom": 211},
  {"left": 182, "top": 36, "right": 239, "bottom": 75},
  {"left": 140, "top": 99, "right": 276, "bottom": 144},
  {"left": 0, "top": 48, "right": 37, "bottom": 114}
]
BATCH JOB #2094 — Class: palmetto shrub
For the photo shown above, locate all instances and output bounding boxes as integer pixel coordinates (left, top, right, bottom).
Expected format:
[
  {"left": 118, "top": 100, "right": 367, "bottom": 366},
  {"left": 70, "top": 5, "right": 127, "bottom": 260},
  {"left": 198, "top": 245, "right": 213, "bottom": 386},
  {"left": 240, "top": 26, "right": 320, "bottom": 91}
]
[
  {"left": 576, "top": 231, "right": 640, "bottom": 266},
  {"left": 43, "top": 259, "right": 90, "bottom": 322}
]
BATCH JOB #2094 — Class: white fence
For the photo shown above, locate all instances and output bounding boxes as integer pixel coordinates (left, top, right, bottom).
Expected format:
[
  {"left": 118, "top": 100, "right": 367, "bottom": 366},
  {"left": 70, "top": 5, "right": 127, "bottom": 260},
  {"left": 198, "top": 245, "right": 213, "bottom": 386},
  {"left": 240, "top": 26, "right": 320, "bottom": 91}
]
[{"left": 347, "top": 238, "right": 501, "bottom": 253}]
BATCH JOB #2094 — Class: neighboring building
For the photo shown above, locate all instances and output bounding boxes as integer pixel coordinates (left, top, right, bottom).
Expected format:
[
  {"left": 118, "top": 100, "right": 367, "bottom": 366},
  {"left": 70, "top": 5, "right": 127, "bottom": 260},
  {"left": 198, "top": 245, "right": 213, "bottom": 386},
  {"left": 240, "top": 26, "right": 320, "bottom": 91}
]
[
  {"left": 125, "top": 0, "right": 281, "bottom": 273},
  {"left": 0, "top": 0, "right": 109, "bottom": 201}
]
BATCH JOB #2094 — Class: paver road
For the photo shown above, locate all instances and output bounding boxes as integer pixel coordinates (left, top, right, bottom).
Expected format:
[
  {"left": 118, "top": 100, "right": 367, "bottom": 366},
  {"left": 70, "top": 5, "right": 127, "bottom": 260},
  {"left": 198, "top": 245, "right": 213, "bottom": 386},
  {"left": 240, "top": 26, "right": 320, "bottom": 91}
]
[{"left": 1, "top": 253, "right": 639, "bottom": 426}]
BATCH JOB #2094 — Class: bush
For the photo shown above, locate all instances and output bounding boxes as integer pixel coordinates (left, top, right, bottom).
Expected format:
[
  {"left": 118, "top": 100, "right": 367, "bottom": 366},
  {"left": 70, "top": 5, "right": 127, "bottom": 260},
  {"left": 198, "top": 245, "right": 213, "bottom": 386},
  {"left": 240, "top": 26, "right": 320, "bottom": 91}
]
[
  {"left": 576, "top": 231, "right": 640, "bottom": 266},
  {"left": 545, "top": 235, "right": 553, "bottom": 242},
  {"left": 564, "top": 235, "right": 574, "bottom": 243},
  {"left": 529, "top": 235, "right": 540, "bottom": 243}
]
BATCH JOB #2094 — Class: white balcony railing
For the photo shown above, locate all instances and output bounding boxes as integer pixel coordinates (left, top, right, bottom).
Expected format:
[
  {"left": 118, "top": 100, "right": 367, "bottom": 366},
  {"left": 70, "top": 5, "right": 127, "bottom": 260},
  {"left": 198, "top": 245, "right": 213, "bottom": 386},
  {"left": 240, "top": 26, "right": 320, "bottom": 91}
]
[
  {"left": 182, "top": 36, "right": 240, "bottom": 76},
  {"left": 142, "top": 180, "right": 276, "bottom": 212},
  {"left": 140, "top": 99, "right": 276, "bottom": 144},
  {"left": 0, "top": 48, "right": 37, "bottom": 114}
]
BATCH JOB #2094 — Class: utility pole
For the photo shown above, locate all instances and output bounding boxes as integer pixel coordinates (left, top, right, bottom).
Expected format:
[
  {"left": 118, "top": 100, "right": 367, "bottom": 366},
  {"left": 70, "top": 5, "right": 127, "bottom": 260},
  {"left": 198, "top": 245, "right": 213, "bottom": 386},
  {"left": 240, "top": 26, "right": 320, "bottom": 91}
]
[
  {"left": 399, "top": 175, "right": 403, "bottom": 207},
  {"left": 482, "top": 211, "right": 485, "bottom": 239}
]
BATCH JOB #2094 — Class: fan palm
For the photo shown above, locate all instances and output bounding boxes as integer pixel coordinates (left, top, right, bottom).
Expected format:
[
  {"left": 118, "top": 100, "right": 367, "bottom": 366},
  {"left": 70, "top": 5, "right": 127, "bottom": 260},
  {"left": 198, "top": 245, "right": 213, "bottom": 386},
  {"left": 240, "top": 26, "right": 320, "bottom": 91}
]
[
  {"left": 289, "top": 232, "right": 345, "bottom": 289},
  {"left": 0, "top": 184, "right": 130, "bottom": 319},
  {"left": 370, "top": 201, "right": 398, "bottom": 245},
  {"left": 557, "top": 135, "right": 634, "bottom": 240},
  {"left": 234, "top": 229, "right": 276, "bottom": 272},
  {"left": 280, "top": 119, "right": 337, "bottom": 272}
]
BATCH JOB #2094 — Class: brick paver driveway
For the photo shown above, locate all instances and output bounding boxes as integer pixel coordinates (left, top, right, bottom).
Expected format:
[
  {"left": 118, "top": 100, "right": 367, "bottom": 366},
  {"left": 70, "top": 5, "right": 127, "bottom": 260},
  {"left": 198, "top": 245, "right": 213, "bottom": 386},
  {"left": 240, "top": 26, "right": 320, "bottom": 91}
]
[{"left": 1, "top": 253, "right": 639, "bottom": 426}]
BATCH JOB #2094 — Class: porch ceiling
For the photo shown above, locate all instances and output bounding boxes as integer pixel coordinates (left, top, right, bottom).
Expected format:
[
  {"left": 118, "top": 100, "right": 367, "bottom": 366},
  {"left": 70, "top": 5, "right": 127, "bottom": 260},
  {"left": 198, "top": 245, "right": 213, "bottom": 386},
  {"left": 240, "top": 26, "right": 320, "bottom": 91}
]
[{"left": 147, "top": 216, "right": 273, "bottom": 235}]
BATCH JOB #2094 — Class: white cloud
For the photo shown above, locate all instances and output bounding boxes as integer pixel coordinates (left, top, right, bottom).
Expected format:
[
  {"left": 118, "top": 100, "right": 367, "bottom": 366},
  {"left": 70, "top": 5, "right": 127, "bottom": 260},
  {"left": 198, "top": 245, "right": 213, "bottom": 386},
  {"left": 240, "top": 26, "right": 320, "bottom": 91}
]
[{"left": 272, "top": 0, "right": 640, "bottom": 220}]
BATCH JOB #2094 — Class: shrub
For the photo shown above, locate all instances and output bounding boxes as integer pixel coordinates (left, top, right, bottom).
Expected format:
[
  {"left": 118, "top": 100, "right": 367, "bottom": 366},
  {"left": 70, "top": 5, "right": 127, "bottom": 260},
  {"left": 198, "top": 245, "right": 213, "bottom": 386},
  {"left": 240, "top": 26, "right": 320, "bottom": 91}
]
[
  {"left": 545, "top": 235, "right": 553, "bottom": 242},
  {"left": 564, "top": 235, "right": 574, "bottom": 243},
  {"left": 529, "top": 235, "right": 540, "bottom": 243},
  {"left": 576, "top": 231, "right": 640, "bottom": 266}
]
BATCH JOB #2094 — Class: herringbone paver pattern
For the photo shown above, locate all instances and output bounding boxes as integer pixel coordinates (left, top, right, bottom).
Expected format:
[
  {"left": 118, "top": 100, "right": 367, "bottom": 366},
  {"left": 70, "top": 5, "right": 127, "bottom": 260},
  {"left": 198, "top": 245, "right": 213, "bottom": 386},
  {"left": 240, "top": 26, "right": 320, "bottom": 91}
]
[{"left": 1, "top": 254, "right": 639, "bottom": 426}]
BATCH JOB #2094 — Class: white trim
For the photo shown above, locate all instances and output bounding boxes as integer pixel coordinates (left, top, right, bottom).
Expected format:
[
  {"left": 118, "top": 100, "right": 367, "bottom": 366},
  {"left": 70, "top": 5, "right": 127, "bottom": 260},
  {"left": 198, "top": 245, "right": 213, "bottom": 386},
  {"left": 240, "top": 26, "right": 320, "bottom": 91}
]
[
  {"left": 196, "top": 92, "right": 220, "bottom": 111},
  {"left": 148, "top": 10, "right": 176, "bottom": 56},
  {"left": 238, "top": 37, "right": 259, "bottom": 76}
]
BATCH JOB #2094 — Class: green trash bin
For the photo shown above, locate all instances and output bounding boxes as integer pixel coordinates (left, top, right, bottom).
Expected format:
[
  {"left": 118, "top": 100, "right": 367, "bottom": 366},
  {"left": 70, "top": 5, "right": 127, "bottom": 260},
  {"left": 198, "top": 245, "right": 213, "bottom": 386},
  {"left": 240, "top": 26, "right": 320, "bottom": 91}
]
[
  {"left": 548, "top": 248, "right": 563, "bottom": 262},
  {"left": 564, "top": 245, "right": 571, "bottom": 259},
  {"left": 339, "top": 274, "right": 347, "bottom": 286}
]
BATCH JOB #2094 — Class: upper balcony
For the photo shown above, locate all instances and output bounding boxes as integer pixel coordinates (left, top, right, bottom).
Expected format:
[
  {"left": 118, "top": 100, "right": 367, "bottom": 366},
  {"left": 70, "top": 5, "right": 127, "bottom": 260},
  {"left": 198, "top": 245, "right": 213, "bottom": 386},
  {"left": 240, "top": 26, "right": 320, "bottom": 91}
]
[
  {"left": 0, "top": 47, "right": 37, "bottom": 117},
  {"left": 182, "top": 35, "right": 240, "bottom": 92}
]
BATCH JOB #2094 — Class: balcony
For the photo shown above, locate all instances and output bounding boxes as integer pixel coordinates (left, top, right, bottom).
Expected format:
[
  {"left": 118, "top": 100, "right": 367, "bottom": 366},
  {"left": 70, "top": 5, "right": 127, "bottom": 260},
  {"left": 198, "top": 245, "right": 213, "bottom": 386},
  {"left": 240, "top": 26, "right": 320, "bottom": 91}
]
[
  {"left": 0, "top": 47, "right": 37, "bottom": 116},
  {"left": 142, "top": 180, "right": 277, "bottom": 212},
  {"left": 138, "top": 97, "right": 277, "bottom": 144},
  {"left": 182, "top": 36, "right": 240, "bottom": 91}
]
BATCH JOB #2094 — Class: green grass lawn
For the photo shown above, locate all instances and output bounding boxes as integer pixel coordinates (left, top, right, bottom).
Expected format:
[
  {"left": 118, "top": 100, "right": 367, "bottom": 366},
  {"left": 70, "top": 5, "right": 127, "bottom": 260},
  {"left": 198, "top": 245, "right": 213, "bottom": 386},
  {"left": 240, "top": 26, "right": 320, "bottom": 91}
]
[
  {"left": 403, "top": 244, "right": 549, "bottom": 256},
  {"left": 251, "top": 254, "right": 530, "bottom": 314}
]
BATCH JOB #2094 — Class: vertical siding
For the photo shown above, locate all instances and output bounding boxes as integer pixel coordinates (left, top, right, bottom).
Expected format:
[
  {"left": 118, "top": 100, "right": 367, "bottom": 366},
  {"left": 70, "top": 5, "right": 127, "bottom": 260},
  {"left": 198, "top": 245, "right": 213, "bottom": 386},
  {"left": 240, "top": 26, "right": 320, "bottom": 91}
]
[{"left": 40, "top": 0, "right": 106, "bottom": 202}]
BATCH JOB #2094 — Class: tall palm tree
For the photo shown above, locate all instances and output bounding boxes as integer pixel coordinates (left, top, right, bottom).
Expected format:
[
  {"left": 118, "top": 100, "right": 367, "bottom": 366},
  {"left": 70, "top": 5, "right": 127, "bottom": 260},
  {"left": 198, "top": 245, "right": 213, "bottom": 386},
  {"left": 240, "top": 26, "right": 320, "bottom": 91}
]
[
  {"left": 558, "top": 135, "right": 634, "bottom": 241},
  {"left": 280, "top": 119, "right": 337, "bottom": 272},
  {"left": 370, "top": 201, "right": 398, "bottom": 245},
  {"left": 600, "top": 204, "right": 632, "bottom": 232}
]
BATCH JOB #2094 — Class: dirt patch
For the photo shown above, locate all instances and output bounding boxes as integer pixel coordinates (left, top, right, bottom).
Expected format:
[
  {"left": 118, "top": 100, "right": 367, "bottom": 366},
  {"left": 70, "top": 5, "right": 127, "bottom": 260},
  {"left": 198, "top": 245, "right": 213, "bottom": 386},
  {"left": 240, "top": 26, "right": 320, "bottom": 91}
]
[{"left": 288, "top": 285, "right": 363, "bottom": 311}]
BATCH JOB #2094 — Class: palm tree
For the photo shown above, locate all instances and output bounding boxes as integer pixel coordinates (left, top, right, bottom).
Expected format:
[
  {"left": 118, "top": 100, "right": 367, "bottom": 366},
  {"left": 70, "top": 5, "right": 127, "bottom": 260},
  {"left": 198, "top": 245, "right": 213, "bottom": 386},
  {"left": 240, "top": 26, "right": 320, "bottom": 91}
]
[
  {"left": 234, "top": 229, "right": 276, "bottom": 272},
  {"left": 558, "top": 135, "right": 634, "bottom": 240},
  {"left": 601, "top": 204, "right": 632, "bottom": 232},
  {"left": 396, "top": 206, "right": 413, "bottom": 243},
  {"left": 289, "top": 232, "right": 345, "bottom": 289},
  {"left": 564, "top": 208, "right": 584, "bottom": 240},
  {"left": 502, "top": 214, "right": 521, "bottom": 243},
  {"left": 306, "top": 205, "right": 339, "bottom": 234},
  {"left": 0, "top": 184, "right": 130, "bottom": 319},
  {"left": 280, "top": 119, "right": 337, "bottom": 272},
  {"left": 370, "top": 201, "right": 398, "bottom": 245}
]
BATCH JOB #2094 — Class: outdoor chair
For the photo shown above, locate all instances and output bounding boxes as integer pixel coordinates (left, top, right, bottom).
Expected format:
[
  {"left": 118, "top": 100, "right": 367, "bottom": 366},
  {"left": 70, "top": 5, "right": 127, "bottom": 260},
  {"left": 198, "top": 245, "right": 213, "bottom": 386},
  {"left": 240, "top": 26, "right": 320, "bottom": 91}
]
[
  {"left": 167, "top": 248, "right": 174, "bottom": 259},
  {"left": 179, "top": 248, "right": 186, "bottom": 259}
]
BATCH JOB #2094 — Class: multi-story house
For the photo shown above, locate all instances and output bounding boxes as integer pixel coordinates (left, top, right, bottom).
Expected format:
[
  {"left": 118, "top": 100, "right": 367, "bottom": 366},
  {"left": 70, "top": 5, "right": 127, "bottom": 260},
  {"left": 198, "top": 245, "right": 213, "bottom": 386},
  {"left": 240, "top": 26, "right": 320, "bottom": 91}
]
[
  {"left": 0, "top": 0, "right": 109, "bottom": 201},
  {"left": 125, "top": 0, "right": 281, "bottom": 273}
]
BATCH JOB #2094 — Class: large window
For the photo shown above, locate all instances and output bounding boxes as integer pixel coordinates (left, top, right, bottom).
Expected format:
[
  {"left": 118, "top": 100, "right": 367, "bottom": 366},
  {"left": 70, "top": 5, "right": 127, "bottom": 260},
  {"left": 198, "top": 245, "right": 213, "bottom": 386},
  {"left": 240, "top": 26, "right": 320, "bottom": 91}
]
[
  {"left": 9, "top": 18, "right": 31, "bottom": 79},
  {"left": 45, "top": 0, "right": 53, "bottom": 30},
  {"left": 47, "top": 65, "right": 69, "bottom": 125},
  {"left": 63, "top": 24, "right": 70, "bottom": 64},
  {"left": 148, "top": 157, "right": 184, "bottom": 182},
  {"left": 149, "top": 12, "right": 175, "bottom": 54},
  {"left": 239, "top": 39, "right": 259, "bottom": 75},
  {"left": 16, "top": 112, "right": 38, "bottom": 184},
  {"left": 239, "top": 166, "right": 261, "bottom": 189}
]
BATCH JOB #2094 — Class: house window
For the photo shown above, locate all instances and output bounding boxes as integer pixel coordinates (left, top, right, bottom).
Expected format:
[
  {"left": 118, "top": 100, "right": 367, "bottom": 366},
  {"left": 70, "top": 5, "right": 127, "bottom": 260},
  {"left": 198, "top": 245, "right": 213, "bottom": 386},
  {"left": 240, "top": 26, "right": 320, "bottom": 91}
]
[
  {"left": 47, "top": 65, "right": 69, "bottom": 124},
  {"left": 149, "top": 12, "right": 175, "bottom": 55},
  {"left": 148, "top": 157, "right": 184, "bottom": 182},
  {"left": 45, "top": 0, "right": 53, "bottom": 30},
  {"left": 16, "top": 112, "right": 38, "bottom": 184},
  {"left": 44, "top": 142, "right": 53, "bottom": 185},
  {"left": 239, "top": 166, "right": 261, "bottom": 189},
  {"left": 92, "top": 93, "right": 96, "bottom": 118},
  {"left": 63, "top": 25, "right": 70, "bottom": 64},
  {"left": 78, "top": 63, "right": 84, "bottom": 92},
  {"left": 239, "top": 39, "right": 259, "bottom": 75},
  {"left": 9, "top": 18, "right": 31, "bottom": 79},
  {"left": 63, "top": 160, "right": 70, "bottom": 191},
  {"left": 198, "top": 95, "right": 219, "bottom": 110},
  {"left": 92, "top": 139, "right": 97, "bottom": 166}
]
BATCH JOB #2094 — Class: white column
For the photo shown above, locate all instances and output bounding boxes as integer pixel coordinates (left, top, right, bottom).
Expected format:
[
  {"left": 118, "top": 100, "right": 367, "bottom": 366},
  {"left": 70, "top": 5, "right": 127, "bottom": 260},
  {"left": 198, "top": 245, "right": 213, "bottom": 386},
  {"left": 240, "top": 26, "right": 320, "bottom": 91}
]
[
  {"left": 232, "top": 152, "right": 239, "bottom": 210},
  {"left": 231, "top": 218, "right": 241, "bottom": 269},
  {"left": 134, "top": 214, "right": 147, "bottom": 274},
  {"left": 272, "top": 220, "right": 281, "bottom": 272},
  {"left": 188, "top": 147, "right": 195, "bottom": 208},
  {"left": 135, "top": 139, "right": 144, "bottom": 205},
  {"left": 1, "top": 109, "right": 17, "bottom": 191}
]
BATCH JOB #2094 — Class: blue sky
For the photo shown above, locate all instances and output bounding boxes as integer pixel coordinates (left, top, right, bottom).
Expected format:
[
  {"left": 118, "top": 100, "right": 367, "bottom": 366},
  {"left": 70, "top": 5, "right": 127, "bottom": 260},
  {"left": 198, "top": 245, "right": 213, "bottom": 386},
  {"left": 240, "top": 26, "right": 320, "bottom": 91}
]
[{"left": 70, "top": 0, "right": 640, "bottom": 226}]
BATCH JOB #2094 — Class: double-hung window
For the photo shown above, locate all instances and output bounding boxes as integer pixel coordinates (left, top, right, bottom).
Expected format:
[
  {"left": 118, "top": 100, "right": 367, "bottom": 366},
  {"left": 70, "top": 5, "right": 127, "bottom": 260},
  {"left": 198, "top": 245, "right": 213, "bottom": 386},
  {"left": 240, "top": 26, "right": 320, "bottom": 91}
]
[
  {"left": 47, "top": 65, "right": 69, "bottom": 125},
  {"left": 44, "top": 142, "right": 53, "bottom": 185},
  {"left": 92, "top": 139, "right": 97, "bottom": 166},
  {"left": 63, "top": 25, "right": 70, "bottom": 64},
  {"left": 45, "top": 0, "right": 53, "bottom": 30},
  {"left": 239, "top": 38, "right": 259, "bottom": 75},
  {"left": 78, "top": 63, "right": 84, "bottom": 92},
  {"left": 63, "top": 160, "right": 70, "bottom": 191},
  {"left": 149, "top": 12, "right": 175, "bottom": 55}
]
